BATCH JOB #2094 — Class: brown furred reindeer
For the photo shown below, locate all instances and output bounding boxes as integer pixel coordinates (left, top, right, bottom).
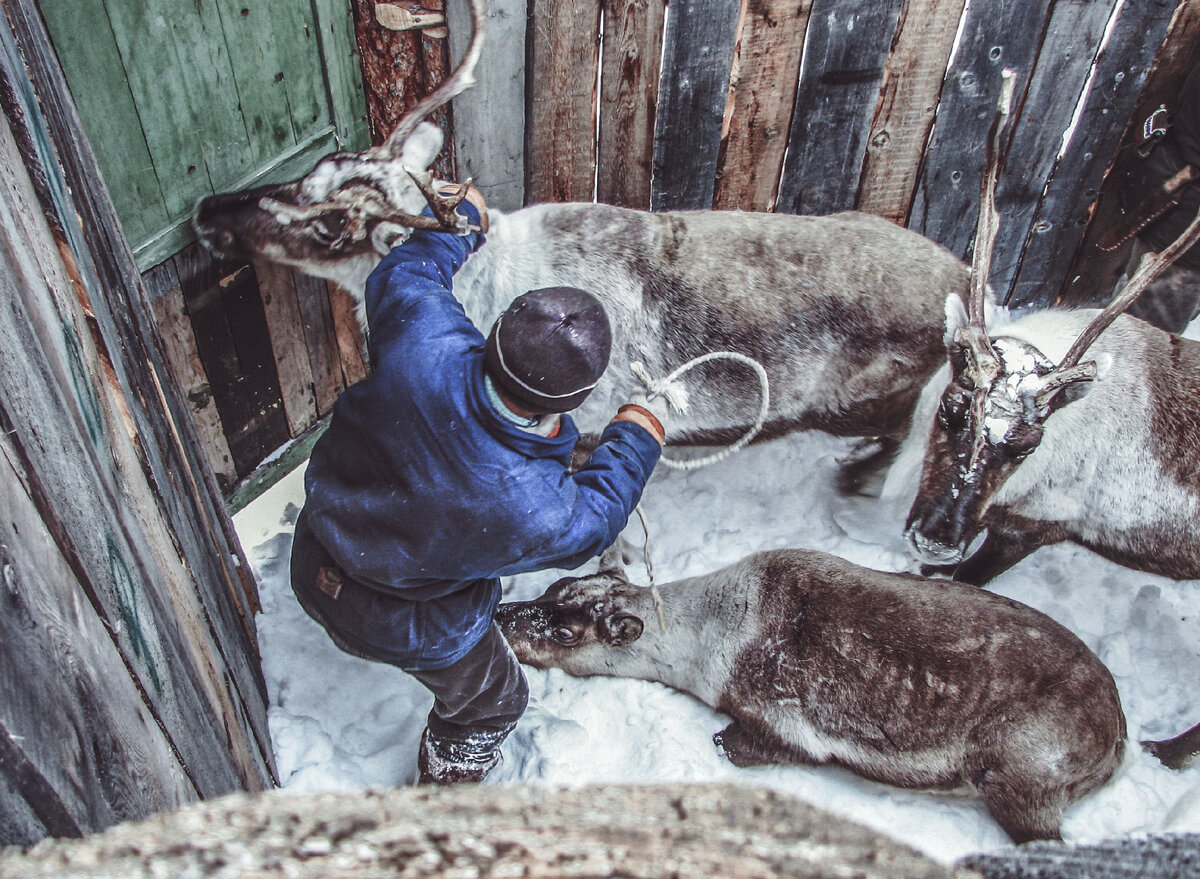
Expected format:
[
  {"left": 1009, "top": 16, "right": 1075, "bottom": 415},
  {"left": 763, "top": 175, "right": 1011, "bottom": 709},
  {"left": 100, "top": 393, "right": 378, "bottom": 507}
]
[
  {"left": 893, "top": 72, "right": 1200, "bottom": 769},
  {"left": 495, "top": 546, "right": 1127, "bottom": 844},
  {"left": 193, "top": 0, "right": 973, "bottom": 460}
]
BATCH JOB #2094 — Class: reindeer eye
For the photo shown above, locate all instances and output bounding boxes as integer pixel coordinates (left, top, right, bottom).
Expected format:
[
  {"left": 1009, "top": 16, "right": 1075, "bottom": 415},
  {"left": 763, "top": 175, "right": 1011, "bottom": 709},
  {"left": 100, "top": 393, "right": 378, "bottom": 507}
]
[
  {"left": 312, "top": 212, "right": 348, "bottom": 244},
  {"left": 937, "top": 391, "right": 970, "bottom": 428},
  {"left": 552, "top": 626, "right": 580, "bottom": 645}
]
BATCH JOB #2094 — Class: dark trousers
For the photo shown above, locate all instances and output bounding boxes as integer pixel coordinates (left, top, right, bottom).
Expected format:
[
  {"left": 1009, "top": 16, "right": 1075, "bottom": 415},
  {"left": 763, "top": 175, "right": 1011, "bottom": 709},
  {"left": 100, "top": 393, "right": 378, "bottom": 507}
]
[{"left": 291, "top": 511, "right": 529, "bottom": 749}]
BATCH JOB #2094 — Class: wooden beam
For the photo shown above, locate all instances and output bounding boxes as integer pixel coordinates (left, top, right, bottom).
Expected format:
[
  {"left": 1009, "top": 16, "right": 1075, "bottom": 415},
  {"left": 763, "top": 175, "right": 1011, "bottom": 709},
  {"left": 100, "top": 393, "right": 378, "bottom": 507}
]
[
  {"left": 855, "top": 0, "right": 967, "bottom": 224},
  {"left": 254, "top": 259, "right": 320, "bottom": 437},
  {"left": 526, "top": 0, "right": 603, "bottom": 204},
  {"left": 651, "top": 0, "right": 741, "bottom": 211},
  {"left": 597, "top": 0, "right": 666, "bottom": 209},
  {"left": 713, "top": 0, "right": 810, "bottom": 212}
]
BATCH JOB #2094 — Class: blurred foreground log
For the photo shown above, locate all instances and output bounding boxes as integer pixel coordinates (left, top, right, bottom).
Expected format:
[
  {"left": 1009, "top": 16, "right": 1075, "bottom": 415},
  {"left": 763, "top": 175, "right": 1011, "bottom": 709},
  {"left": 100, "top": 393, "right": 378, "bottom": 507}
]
[{"left": 0, "top": 783, "right": 964, "bottom": 878}]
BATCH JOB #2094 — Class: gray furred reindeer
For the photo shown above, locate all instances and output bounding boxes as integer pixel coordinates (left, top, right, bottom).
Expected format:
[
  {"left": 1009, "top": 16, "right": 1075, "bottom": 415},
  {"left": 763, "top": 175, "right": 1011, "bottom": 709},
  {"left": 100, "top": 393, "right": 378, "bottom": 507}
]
[
  {"left": 893, "top": 73, "right": 1200, "bottom": 768},
  {"left": 193, "top": 0, "right": 971, "bottom": 458},
  {"left": 495, "top": 546, "right": 1126, "bottom": 843}
]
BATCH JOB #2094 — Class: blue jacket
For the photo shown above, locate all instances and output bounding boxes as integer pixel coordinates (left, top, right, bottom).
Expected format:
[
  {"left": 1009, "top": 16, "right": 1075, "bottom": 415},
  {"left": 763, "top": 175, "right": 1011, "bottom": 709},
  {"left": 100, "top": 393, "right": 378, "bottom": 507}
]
[{"left": 300, "top": 204, "right": 661, "bottom": 668}]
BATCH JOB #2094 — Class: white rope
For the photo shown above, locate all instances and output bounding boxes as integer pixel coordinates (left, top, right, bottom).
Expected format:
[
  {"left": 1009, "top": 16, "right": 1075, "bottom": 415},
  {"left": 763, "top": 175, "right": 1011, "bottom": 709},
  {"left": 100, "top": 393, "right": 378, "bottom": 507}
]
[
  {"left": 627, "top": 351, "right": 771, "bottom": 631},
  {"left": 630, "top": 351, "right": 771, "bottom": 471}
]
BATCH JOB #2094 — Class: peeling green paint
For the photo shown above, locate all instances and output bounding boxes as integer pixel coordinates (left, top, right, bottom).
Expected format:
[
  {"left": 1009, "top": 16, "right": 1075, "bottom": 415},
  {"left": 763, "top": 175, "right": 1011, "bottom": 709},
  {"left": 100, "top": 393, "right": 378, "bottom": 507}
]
[
  {"left": 106, "top": 533, "right": 162, "bottom": 694},
  {"left": 61, "top": 321, "right": 103, "bottom": 449}
]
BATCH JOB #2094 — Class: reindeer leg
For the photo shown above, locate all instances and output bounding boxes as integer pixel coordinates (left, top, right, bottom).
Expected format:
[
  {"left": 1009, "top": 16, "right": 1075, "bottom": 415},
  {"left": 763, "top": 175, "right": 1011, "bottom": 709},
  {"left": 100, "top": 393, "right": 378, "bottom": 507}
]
[
  {"left": 952, "top": 531, "right": 1038, "bottom": 586},
  {"left": 1142, "top": 720, "right": 1200, "bottom": 769},
  {"left": 714, "top": 721, "right": 818, "bottom": 768}
]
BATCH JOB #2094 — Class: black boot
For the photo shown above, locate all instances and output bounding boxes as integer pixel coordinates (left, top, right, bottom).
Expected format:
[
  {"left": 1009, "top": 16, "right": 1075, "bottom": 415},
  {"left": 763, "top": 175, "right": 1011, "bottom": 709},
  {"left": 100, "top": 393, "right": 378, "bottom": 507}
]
[{"left": 416, "top": 726, "right": 505, "bottom": 785}]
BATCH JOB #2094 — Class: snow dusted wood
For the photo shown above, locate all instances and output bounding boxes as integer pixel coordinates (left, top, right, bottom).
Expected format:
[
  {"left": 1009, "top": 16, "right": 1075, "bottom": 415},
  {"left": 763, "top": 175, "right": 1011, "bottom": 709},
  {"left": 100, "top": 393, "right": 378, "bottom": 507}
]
[
  {"left": 774, "top": 0, "right": 904, "bottom": 216},
  {"left": 907, "top": 0, "right": 1056, "bottom": 259},
  {"left": 0, "top": 0, "right": 273, "bottom": 842},
  {"left": 1008, "top": 0, "right": 1184, "bottom": 308},
  {"left": 0, "top": 785, "right": 958, "bottom": 879},
  {"left": 961, "top": 833, "right": 1200, "bottom": 879},
  {"left": 1060, "top": 0, "right": 1200, "bottom": 308}
]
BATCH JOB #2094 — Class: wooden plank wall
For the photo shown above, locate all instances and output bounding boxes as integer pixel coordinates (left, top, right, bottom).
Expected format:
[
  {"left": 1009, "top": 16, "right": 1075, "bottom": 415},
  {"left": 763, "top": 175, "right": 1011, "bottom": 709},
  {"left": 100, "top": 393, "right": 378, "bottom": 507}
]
[
  {"left": 0, "top": 0, "right": 274, "bottom": 843},
  {"left": 475, "top": 0, "right": 1194, "bottom": 308}
]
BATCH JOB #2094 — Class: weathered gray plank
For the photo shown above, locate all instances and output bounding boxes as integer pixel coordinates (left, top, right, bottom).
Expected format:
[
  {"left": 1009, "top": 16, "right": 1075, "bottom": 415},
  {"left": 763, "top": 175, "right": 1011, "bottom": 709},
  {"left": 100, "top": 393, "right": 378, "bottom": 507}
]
[
  {"left": 651, "top": 0, "right": 741, "bottom": 211},
  {"left": 526, "top": 0, "right": 602, "bottom": 203},
  {"left": 598, "top": 0, "right": 666, "bottom": 209},
  {"left": 147, "top": 265, "right": 238, "bottom": 492},
  {"left": 774, "top": 0, "right": 904, "bottom": 216},
  {"left": 447, "top": 0, "right": 526, "bottom": 209},
  {"left": 713, "top": 0, "right": 810, "bottom": 212},
  {"left": 1, "top": 0, "right": 274, "bottom": 801},
  {"left": 254, "top": 260, "right": 320, "bottom": 437},
  {"left": 907, "top": 0, "right": 1055, "bottom": 260},
  {"left": 0, "top": 444, "right": 195, "bottom": 843},
  {"left": 856, "top": 0, "right": 967, "bottom": 223},
  {"left": 1010, "top": 0, "right": 1184, "bottom": 308},
  {"left": 1060, "top": 0, "right": 1200, "bottom": 307},
  {"left": 986, "top": 0, "right": 1122, "bottom": 301}
]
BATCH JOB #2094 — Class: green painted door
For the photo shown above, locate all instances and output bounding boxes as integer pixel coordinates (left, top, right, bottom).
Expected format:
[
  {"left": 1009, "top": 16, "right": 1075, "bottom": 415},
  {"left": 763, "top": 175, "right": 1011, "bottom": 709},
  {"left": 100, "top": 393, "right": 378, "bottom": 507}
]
[{"left": 40, "top": 0, "right": 369, "bottom": 270}]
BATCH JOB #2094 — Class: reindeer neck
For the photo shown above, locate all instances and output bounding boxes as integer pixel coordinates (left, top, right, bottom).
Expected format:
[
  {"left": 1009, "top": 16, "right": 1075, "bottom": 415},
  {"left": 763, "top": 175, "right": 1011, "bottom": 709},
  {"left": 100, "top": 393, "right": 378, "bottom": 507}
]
[{"left": 630, "top": 565, "right": 762, "bottom": 704}]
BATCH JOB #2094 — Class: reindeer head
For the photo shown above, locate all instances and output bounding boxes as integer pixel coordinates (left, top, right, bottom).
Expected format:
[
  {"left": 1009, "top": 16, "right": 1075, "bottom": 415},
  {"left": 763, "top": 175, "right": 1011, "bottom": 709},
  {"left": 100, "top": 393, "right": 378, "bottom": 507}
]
[
  {"left": 192, "top": 0, "right": 487, "bottom": 290},
  {"left": 495, "top": 550, "right": 651, "bottom": 675},
  {"left": 904, "top": 69, "right": 1200, "bottom": 567}
]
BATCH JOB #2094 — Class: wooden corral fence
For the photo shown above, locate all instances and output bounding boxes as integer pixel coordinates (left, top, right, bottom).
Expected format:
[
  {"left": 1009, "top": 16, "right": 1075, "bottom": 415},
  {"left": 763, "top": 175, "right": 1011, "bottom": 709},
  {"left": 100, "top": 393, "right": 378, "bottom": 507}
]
[
  {"left": 0, "top": 0, "right": 274, "bottom": 845},
  {"left": 32, "top": 0, "right": 1200, "bottom": 492}
]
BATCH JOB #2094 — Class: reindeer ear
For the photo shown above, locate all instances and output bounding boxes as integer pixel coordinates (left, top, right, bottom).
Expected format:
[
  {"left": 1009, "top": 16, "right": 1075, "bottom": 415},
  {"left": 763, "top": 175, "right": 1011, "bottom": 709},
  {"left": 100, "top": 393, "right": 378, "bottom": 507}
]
[
  {"left": 599, "top": 612, "right": 643, "bottom": 646},
  {"left": 597, "top": 541, "right": 629, "bottom": 577},
  {"left": 398, "top": 121, "right": 444, "bottom": 173},
  {"left": 371, "top": 221, "right": 412, "bottom": 255},
  {"left": 943, "top": 294, "right": 968, "bottom": 345}
]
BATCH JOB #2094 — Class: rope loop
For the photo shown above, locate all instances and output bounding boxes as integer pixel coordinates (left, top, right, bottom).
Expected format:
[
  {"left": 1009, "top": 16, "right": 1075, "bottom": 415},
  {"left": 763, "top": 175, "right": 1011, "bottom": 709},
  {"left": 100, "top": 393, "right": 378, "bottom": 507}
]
[{"left": 631, "top": 351, "right": 771, "bottom": 471}]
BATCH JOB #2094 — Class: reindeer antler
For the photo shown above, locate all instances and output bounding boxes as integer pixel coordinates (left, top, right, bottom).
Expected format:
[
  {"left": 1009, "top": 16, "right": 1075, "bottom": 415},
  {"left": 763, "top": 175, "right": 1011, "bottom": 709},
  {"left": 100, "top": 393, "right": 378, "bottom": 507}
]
[
  {"left": 378, "top": 0, "right": 488, "bottom": 158},
  {"left": 1052, "top": 208, "right": 1200, "bottom": 373},
  {"left": 955, "top": 69, "right": 1017, "bottom": 383}
]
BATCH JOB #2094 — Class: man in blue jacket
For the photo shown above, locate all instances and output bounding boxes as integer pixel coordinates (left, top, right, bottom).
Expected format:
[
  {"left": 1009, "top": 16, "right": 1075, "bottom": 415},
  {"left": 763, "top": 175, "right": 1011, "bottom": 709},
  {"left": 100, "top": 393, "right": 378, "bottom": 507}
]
[{"left": 290, "top": 188, "right": 667, "bottom": 784}]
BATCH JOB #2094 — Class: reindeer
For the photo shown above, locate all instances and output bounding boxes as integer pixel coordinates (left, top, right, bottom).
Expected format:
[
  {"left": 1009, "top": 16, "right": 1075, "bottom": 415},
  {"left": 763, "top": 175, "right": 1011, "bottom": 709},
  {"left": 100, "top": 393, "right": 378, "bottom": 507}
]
[
  {"left": 894, "top": 73, "right": 1200, "bottom": 769},
  {"left": 193, "top": 0, "right": 973, "bottom": 460},
  {"left": 496, "top": 546, "right": 1127, "bottom": 843}
]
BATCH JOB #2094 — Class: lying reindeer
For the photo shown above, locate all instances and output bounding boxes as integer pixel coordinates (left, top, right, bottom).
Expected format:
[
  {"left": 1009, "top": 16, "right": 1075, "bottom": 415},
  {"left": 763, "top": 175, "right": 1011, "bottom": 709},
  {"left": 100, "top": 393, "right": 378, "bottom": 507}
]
[
  {"left": 192, "top": 0, "right": 971, "bottom": 455},
  {"left": 495, "top": 547, "right": 1127, "bottom": 843},
  {"left": 894, "top": 73, "right": 1200, "bottom": 769}
]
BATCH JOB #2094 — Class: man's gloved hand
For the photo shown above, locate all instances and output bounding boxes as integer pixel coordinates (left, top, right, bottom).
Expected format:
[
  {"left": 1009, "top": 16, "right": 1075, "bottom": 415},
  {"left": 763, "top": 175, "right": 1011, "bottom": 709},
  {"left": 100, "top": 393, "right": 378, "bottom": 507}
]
[{"left": 614, "top": 371, "right": 687, "bottom": 446}]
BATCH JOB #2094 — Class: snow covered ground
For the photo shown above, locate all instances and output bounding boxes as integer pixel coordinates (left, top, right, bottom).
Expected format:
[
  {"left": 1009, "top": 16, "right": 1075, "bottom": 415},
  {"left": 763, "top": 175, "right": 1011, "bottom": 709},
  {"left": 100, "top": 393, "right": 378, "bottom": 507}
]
[{"left": 233, "top": 357, "right": 1200, "bottom": 866}]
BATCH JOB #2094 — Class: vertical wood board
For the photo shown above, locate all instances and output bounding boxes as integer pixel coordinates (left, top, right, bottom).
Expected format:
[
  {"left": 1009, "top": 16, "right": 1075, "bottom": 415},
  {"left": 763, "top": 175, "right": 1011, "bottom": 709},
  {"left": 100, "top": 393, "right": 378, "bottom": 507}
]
[
  {"left": 713, "top": 0, "right": 811, "bottom": 212},
  {"left": 525, "top": 0, "right": 603, "bottom": 203},
  {"left": 2, "top": 0, "right": 274, "bottom": 790},
  {"left": 598, "top": 0, "right": 667, "bottom": 209},
  {"left": 1060, "top": 0, "right": 1200, "bottom": 306},
  {"left": 651, "top": 0, "right": 741, "bottom": 211},
  {"left": 1010, "top": 0, "right": 1184, "bottom": 308},
  {"left": 254, "top": 260, "right": 321, "bottom": 437},
  {"left": 907, "top": 0, "right": 1055, "bottom": 260},
  {"left": 329, "top": 282, "right": 370, "bottom": 387},
  {"left": 147, "top": 270, "right": 239, "bottom": 492},
  {"left": 296, "top": 273, "right": 348, "bottom": 417},
  {"left": 987, "top": 0, "right": 1124, "bottom": 300},
  {"left": 774, "top": 0, "right": 904, "bottom": 216},
  {"left": 37, "top": 0, "right": 168, "bottom": 248},
  {"left": 856, "top": 0, "right": 967, "bottom": 223},
  {"left": 447, "top": 0, "right": 527, "bottom": 211}
]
